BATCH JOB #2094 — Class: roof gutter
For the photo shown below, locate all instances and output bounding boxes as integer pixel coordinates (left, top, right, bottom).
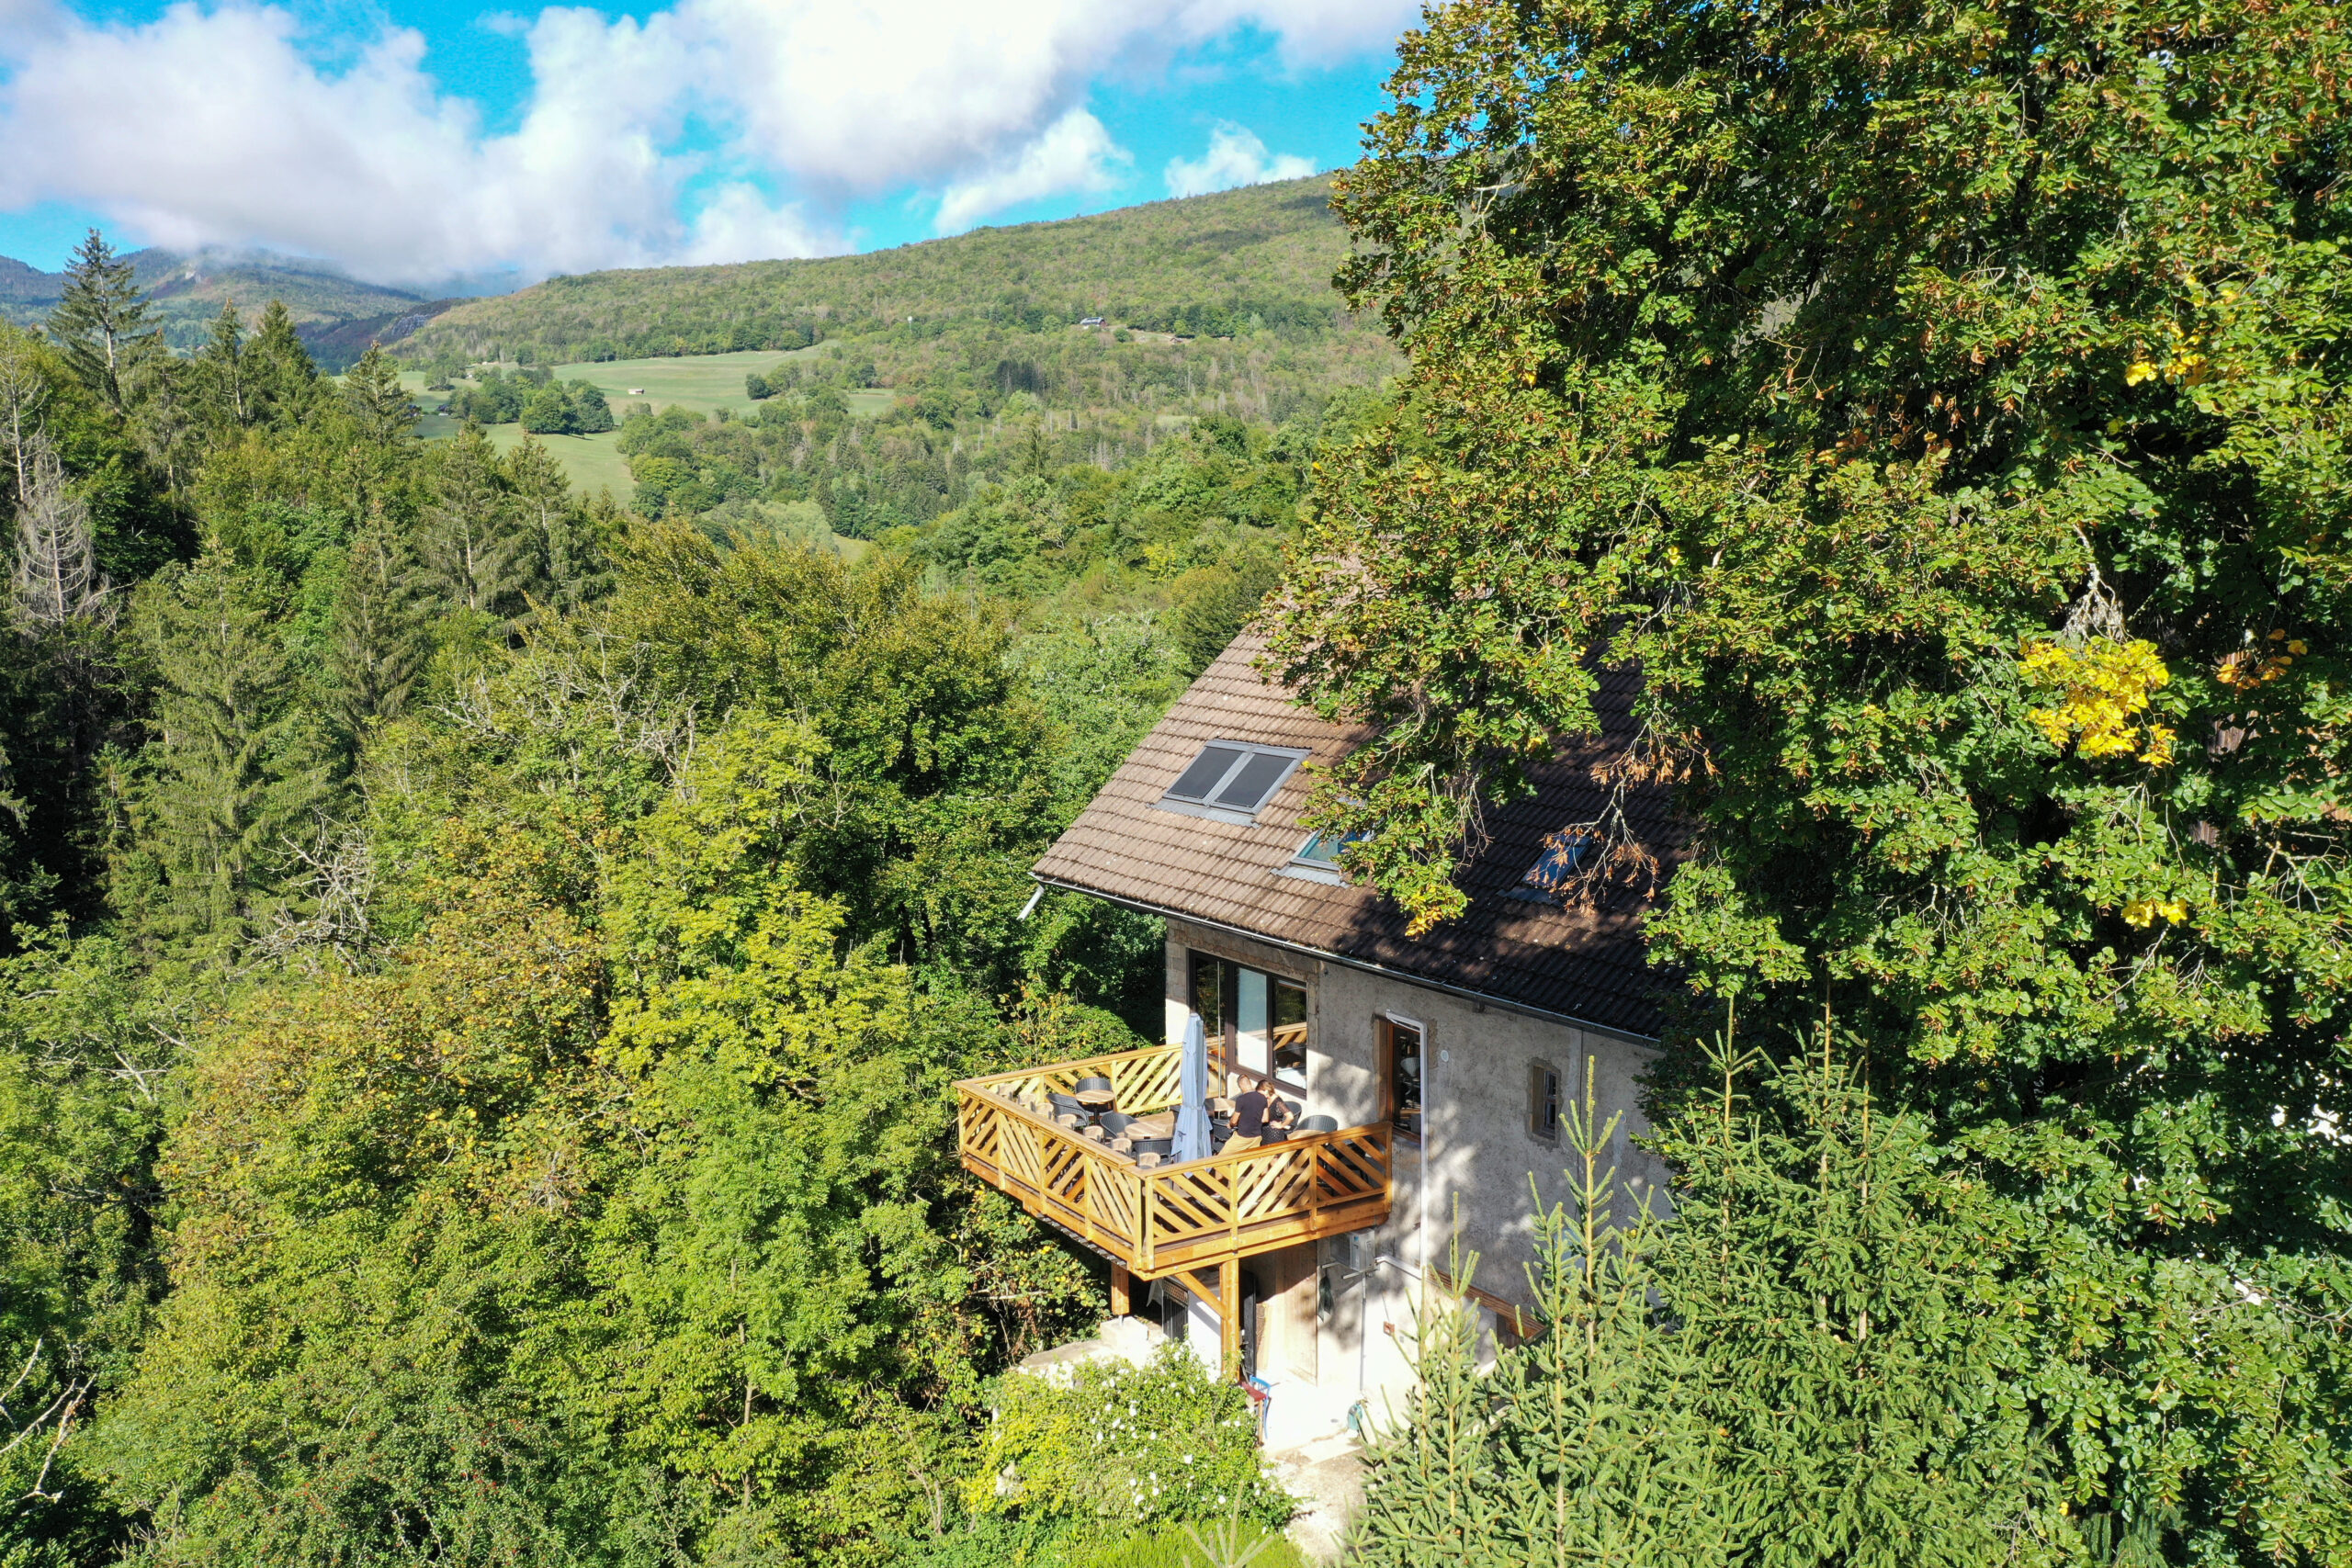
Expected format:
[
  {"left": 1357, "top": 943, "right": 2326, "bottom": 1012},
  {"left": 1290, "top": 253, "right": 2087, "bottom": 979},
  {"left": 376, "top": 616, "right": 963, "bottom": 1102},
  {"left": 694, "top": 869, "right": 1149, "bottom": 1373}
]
[{"left": 1030, "top": 874, "right": 1661, "bottom": 1048}]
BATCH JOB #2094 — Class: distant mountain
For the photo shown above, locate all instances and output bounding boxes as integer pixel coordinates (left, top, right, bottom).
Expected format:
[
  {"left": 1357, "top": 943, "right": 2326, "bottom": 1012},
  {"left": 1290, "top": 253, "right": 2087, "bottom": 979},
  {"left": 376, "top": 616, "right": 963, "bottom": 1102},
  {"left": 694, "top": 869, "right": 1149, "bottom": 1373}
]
[
  {"left": 396, "top": 175, "right": 1363, "bottom": 368},
  {"left": 0, "top": 254, "right": 60, "bottom": 307},
  {"left": 0, "top": 246, "right": 503, "bottom": 369}
]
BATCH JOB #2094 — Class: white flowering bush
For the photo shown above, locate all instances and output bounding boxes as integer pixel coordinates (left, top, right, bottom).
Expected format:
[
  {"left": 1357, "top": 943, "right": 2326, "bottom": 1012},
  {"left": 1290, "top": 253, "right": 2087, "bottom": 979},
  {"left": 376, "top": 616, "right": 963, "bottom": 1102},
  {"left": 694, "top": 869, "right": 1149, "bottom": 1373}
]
[{"left": 964, "top": 1345, "right": 1288, "bottom": 1529}]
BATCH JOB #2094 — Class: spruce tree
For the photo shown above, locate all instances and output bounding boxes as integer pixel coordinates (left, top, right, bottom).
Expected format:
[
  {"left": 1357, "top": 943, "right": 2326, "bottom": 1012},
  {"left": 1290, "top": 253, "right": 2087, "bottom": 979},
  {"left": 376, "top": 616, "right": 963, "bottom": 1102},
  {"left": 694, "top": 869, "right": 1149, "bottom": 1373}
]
[
  {"left": 341, "top": 344, "right": 416, "bottom": 446},
  {"left": 0, "top": 330, "right": 50, "bottom": 513},
  {"left": 193, "top": 302, "right": 251, "bottom": 430},
  {"left": 1651, "top": 1023, "right": 2064, "bottom": 1566},
  {"left": 1352, "top": 1076, "right": 1733, "bottom": 1568},
  {"left": 8, "top": 434, "right": 109, "bottom": 629},
  {"left": 505, "top": 436, "right": 601, "bottom": 612},
  {"left": 416, "top": 423, "right": 531, "bottom": 619},
  {"left": 1352, "top": 1273, "right": 1510, "bottom": 1565},
  {"left": 45, "top": 231, "right": 154, "bottom": 416},
  {"left": 245, "top": 300, "right": 319, "bottom": 426},
  {"left": 327, "top": 513, "right": 431, "bottom": 734},
  {"left": 121, "top": 557, "right": 330, "bottom": 960}
]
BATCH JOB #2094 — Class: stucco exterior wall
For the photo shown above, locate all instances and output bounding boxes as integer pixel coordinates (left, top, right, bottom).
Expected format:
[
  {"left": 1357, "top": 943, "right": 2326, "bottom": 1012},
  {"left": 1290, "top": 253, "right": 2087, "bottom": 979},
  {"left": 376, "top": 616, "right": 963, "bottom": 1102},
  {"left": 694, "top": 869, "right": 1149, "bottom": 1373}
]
[{"left": 1160, "top": 915, "right": 1671, "bottom": 1390}]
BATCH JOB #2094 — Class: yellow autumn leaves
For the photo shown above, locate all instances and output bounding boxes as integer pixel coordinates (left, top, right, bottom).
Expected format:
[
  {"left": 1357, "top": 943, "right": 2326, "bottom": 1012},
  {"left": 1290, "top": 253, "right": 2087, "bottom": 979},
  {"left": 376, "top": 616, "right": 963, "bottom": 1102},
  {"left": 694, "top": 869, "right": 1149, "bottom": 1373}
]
[
  {"left": 2120, "top": 897, "right": 2190, "bottom": 928},
  {"left": 2020, "top": 637, "right": 2192, "bottom": 930},
  {"left": 2124, "top": 288, "right": 2241, "bottom": 389},
  {"left": 2019, "top": 637, "right": 2177, "bottom": 765}
]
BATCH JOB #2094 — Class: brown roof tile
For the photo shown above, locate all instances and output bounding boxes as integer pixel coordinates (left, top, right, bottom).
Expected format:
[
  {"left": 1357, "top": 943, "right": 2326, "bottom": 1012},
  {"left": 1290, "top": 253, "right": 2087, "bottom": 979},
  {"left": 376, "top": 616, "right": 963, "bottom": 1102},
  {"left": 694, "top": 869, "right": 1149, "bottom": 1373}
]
[{"left": 1031, "top": 629, "right": 1685, "bottom": 1038}]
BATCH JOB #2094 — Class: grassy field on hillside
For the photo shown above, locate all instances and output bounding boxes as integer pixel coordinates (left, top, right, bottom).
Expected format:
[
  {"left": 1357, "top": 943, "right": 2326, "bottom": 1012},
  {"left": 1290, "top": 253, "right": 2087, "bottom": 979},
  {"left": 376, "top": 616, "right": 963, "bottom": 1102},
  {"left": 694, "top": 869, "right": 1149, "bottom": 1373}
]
[
  {"left": 551, "top": 350, "right": 893, "bottom": 420},
  {"left": 395, "top": 175, "right": 1362, "bottom": 368}
]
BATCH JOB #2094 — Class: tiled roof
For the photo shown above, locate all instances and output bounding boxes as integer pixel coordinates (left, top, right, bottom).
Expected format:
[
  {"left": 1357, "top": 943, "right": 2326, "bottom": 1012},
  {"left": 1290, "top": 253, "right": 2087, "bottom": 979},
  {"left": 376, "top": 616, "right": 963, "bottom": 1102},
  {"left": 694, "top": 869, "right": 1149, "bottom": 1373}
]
[{"left": 1031, "top": 629, "right": 1686, "bottom": 1039}]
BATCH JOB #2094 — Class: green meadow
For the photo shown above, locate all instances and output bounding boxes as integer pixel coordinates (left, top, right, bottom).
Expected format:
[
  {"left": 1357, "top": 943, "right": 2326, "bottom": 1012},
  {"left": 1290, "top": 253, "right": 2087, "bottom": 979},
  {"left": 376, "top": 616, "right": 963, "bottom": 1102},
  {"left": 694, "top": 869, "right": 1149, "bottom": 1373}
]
[{"left": 397, "top": 355, "right": 895, "bottom": 503}]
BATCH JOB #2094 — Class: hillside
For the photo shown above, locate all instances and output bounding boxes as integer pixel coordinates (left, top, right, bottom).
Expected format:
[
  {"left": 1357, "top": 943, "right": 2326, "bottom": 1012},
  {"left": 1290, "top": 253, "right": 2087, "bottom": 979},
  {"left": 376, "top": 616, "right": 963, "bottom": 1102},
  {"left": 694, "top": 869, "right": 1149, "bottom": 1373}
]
[
  {"left": 0, "top": 246, "right": 486, "bottom": 367},
  {"left": 396, "top": 175, "right": 1365, "bottom": 367}
]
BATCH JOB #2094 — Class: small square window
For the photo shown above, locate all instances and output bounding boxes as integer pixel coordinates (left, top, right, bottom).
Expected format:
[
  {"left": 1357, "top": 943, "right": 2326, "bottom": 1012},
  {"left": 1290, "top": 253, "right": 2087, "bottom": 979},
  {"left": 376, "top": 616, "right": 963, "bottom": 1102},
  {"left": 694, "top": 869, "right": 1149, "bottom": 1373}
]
[
  {"left": 1280, "top": 828, "right": 1368, "bottom": 885},
  {"left": 1529, "top": 1061, "right": 1562, "bottom": 1143},
  {"left": 1157, "top": 740, "right": 1307, "bottom": 824}
]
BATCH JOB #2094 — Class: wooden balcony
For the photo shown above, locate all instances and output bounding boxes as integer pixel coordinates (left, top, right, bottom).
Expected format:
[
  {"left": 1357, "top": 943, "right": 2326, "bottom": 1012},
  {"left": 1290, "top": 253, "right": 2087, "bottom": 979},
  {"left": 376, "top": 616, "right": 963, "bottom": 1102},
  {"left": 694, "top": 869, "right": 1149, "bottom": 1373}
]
[{"left": 955, "top": 1043, "right": 1392, "bottom": 1282}]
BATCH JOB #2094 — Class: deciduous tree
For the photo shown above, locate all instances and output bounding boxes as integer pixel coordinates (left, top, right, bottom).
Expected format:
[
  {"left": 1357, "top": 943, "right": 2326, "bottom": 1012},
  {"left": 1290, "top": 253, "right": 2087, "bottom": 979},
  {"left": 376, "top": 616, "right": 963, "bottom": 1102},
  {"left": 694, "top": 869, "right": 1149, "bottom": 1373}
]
[{"left": 1280, "top": 0, "right": 2352, "bottom": 1550}]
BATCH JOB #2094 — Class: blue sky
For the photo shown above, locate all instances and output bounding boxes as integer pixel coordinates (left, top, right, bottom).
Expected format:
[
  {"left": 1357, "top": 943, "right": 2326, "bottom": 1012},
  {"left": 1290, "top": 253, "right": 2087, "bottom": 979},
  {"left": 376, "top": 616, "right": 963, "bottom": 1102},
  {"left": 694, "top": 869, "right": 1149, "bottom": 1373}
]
[{"left": 0, "top": 0, "right": 1407, "bottom": 284}]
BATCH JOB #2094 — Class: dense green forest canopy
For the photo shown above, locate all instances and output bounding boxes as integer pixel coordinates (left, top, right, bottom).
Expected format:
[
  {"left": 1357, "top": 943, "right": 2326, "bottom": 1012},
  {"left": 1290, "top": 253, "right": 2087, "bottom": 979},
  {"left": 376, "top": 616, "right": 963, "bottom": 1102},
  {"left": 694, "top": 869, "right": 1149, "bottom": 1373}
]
[
  {"left": 1300, "top": 0, "right": 2352, "bottom": 1558},
  {"left": 0, "top": 216, "right": 1369, "bottom": 1566}
]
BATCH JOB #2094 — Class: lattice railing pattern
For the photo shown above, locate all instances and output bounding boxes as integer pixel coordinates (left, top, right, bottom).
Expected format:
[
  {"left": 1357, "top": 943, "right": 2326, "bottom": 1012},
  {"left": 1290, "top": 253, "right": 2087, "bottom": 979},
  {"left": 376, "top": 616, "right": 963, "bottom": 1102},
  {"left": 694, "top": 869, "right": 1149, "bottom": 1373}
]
[{"left": 956, "top": 1047, "right": 1390, "bottom": 1276}]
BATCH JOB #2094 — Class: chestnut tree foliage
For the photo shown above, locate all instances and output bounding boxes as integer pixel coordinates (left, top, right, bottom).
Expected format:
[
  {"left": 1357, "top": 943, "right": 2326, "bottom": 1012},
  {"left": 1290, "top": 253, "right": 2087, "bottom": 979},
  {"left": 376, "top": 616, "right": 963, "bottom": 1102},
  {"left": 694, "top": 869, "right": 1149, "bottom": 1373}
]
[{"left": 1278, "top": 0, "right": 2352, "bottom": 1554}]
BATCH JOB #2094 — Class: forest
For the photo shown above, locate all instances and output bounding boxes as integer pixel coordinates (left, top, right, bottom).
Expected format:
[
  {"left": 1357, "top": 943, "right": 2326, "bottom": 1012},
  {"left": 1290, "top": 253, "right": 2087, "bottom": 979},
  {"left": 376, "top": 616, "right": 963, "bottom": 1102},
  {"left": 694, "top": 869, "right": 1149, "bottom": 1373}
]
[
  {"left": 0, "top": 228, "right": 1333, "bottom": 1565},
  {"left": 7, "top": 0, "right": 2352, "bottom": 1560}
]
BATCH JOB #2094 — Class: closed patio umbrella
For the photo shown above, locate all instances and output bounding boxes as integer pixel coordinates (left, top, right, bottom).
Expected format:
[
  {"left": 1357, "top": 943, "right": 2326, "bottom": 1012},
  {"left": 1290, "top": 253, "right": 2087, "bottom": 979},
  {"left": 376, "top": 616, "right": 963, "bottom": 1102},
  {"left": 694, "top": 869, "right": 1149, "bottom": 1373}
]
[{"left": 1171, "top": 1013, "right": 1214, "bottom": 1164}]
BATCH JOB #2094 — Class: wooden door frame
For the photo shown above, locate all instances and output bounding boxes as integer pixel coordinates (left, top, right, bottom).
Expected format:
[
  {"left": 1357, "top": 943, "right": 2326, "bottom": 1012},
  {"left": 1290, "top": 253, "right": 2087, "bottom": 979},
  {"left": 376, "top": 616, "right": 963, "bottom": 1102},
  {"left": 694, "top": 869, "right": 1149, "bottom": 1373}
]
[{"left": 1378, "top": 1012, "right": 1425, "bottom": 1145}]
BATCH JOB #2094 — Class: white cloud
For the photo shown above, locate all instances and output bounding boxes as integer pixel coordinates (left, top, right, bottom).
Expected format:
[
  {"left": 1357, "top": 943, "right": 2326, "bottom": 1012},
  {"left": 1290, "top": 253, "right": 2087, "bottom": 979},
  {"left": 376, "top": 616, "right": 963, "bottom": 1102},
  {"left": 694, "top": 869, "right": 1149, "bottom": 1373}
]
[
  {"left": 1164, "top": 123, "right": 1315, "bottom": 198},
  {"left": 934, "top": 108, "right": 1130, "bottom": 234},
  {"left": 0, "top": 0, "right": 1405, "bottom": 281}
]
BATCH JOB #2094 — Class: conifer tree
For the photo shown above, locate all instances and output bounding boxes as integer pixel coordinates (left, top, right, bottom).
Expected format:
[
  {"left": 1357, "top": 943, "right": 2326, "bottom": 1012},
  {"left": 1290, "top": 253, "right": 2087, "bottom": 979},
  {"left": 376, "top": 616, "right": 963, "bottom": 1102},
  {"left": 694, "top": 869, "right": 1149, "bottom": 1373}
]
[
  {"left": 341, "top": 344, "right": 416, "bottom": 446},
  {"left": 327, "top": 513, "right": 431, "bottom": 734},
  {"left": 8, "top": 434, "right": 108, "bottom": 629},
  {"left": 121, "top": 557, "right": 330, "bottom": 959},
  {"left": 45, "top": 231, "right": 154, "bottom": 416},
  {"left": 245, "top": 300, "right": 319, "bottom": 426},
  {"left": 417, "top": 423, "right": 531, "bottom": 619},
  {"left": 1353, "top": 1075, "right": 1732, "bottom": 1568},
  {"left": 193, "top": 302, "right": 251, "bottom": 430},
  {"left": 1353, "top": 1280, "right": 1509, "bottom": 1564},
  {"left": 505, "top": 435, "right": 603, "bottom": 612},
  {"left": 0, "top": 330, "right": 50, "bottom": 513},
  {"left": 1651, "top": 1024, "right": 2064, "bottom": 1566}
]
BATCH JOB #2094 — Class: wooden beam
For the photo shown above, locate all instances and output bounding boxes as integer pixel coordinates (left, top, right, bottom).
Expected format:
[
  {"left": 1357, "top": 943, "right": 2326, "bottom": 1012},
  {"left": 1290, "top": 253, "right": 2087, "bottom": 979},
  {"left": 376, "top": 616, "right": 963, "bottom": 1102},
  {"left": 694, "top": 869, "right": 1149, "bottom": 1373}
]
[
  {"left": 1111, "top": 1262, "right": 1130, "bottom": 1318},
  {"left": 1219, "top": 1262, "right": 1241, "bottom": 1378}
]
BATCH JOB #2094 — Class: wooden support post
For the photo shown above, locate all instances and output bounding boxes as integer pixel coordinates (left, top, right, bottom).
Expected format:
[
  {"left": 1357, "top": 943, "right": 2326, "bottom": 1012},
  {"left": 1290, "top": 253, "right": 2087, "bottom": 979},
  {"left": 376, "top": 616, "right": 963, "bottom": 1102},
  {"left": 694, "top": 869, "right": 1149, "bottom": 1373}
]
[
  {"left": 1219, "top": 1263, "right": 1241, "bottom": 1380},
  {"left": 1111, "top": 1262, "right": 1131, "bottom": 1318}
]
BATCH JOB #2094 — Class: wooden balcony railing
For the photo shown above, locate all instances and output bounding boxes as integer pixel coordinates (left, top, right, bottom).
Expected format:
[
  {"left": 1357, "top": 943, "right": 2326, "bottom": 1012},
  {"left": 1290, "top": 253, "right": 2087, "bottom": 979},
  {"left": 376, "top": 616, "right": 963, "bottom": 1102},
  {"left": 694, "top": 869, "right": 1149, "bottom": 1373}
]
[{"left": 955, "top": 1043, "right": 1392, "bottom": 1280}]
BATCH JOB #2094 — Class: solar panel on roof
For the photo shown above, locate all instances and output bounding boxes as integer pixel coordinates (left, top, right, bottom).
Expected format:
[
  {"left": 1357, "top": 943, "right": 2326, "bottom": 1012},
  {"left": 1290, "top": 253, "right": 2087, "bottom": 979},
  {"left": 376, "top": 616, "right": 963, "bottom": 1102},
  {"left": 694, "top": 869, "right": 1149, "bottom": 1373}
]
[
  {"left": 1156, "top": 739, "right": 1307, "bottom": 824},
  {"left": 1213, "top": 750, "right": 1295, "bottom": 809},
  {"left": 1168, "top": 744, "right": 1247, "bottom": 800}
]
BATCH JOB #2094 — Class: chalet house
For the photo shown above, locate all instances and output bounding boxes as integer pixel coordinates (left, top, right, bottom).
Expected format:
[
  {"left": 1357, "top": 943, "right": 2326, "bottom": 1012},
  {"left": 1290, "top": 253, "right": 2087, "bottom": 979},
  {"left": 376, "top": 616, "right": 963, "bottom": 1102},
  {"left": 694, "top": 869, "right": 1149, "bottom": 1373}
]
[{"left": 956, "top": 629, "right": 1680, "bottom": 1420}]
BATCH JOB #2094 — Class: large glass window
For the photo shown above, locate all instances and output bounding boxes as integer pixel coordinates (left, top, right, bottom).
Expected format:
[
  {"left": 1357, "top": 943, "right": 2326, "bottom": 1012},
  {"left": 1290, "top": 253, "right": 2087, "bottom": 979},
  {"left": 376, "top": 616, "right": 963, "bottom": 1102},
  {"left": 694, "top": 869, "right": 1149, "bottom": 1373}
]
[
  {"left": 1272, "top": 981, "right": 1307, "bottom": 1089},
  {"left": 1236, "top": 967, "right": 1270, "bottom": 1077},
  {"left": 1189, "top": 951, "right": 1309, "bottom": 1092}
]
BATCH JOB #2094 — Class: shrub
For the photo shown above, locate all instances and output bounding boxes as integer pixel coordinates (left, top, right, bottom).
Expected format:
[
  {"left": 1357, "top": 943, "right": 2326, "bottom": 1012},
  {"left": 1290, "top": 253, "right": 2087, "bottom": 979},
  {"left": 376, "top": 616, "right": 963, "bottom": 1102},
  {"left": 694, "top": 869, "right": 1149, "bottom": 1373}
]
[
  {"left": 1080, "top": 1522, "right": 1304, "bottom": 1568},
  {"left": 967, "top": 1347, "right": 1287, "bottom": 1531}
]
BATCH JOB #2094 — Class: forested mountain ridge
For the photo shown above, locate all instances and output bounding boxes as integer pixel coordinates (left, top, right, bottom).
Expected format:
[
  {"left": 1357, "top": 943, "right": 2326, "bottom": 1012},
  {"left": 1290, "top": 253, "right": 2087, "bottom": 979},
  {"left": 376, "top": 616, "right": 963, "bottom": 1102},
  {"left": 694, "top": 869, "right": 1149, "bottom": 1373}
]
[
  {"left": 396, "top": 175, "right": 1364, "bottom": 367},
  {"left": 0, "top": 247, "right": 483, "bottom": 367}
]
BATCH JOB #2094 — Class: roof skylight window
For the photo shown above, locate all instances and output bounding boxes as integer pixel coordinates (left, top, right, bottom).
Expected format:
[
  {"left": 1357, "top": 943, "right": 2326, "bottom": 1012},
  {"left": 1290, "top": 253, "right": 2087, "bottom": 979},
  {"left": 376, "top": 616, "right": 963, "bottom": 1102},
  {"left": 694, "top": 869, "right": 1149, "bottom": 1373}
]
[
  {"left": 1158, "top": 740, "right": 1307, "bottom": 825},
  {"left": 1280, "top": 828, "right": 1369, "bottom": 885},
  {"left": 1506, "top": 832, "right": 1592, "bottom": 904}
]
